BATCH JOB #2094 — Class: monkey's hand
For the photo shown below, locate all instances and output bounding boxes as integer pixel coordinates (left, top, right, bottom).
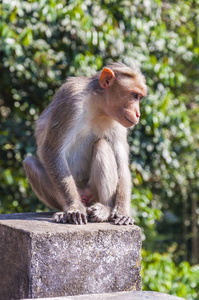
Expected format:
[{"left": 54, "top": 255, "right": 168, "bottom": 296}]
[
  {"left": 110, "top": 206, "right": 134, "bottom": 225},
  {"left": 54, "top": 204, "right": 87, "bottom": 225},
  {"left": 67, "top": 208, "right": 87, "bottom": 225},
  {"left": 87, "top": 203, "right": 111, "bottom": 223}
]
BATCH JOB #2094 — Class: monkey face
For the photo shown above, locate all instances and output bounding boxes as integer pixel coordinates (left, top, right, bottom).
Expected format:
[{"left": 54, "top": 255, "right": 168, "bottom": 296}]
[
  {"left": 106, "top": 93, "right": 141, "bottom": 128},
  {"left": 100, "top": 69, "right": 147, "bottom": 128}
]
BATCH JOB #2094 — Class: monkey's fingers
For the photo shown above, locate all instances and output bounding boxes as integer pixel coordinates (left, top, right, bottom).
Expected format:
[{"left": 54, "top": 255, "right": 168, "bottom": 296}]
[
  {"left": 114, "top": 216, "right": 135, "bottom": 225},
  {"left": 76, "top": 212, "right": 82, "bottom": 225},
  {"left": 76, "top": 212, "right": 88, "bottom": 225},
  {"left": 87, "top": 209, "right": 99, "bottom": 222},
  {"left": 122, "top": 216, "right": 135, "bottom": 225},
  {"left": 114, "top": 216, "right": 127, "bottom": 225},
  {"left": 82, "top": 213, "right": 88, "bottom": 224},
  {"left": 87, "top": 212, "right": 100, "bottom": 222},
  {"left": 126, "top": 216, "right": 135, "bottom": 225},
  {"left": 87, "top": 207, "right": 101, "bottom": 222},
  {"left": 110, "top": 208, "right": 120, "bottom": 220},
  {"left": 68, "top": 211, "right": 87, "bottom": 225},
  {"left": 71, "top": 212, "right": 79, "bottom": 225},
  {"left": 54, "top": 212, "right": 68, "bottom": 223}
]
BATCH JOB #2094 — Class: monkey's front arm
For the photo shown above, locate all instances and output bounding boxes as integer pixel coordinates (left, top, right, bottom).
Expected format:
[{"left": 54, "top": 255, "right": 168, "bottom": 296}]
[
  {"left": 110, "top": 143, "right": 134, "bottom": 225},
  {"left": 41, "top": 147, "right": 88, "bottom": 224}
]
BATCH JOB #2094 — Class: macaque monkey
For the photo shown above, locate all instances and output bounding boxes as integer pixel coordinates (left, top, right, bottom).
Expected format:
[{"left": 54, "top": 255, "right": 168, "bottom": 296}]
[{"left": 23, "top": 62, "right": 147, "bottom": 225}]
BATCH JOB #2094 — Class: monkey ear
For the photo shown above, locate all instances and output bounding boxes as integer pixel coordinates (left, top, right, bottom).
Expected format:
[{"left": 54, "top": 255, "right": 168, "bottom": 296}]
[{"left": 99, "top": 68, "right": 115, "bottom": 89}]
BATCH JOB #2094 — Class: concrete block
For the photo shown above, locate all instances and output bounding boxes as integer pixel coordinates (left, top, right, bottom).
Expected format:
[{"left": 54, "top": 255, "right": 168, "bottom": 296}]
[
  {"left": 0, "top": 212, "right": 142, "bottom": 299},
  {"left": 23, "top": 291, "right": 185, "bottom": 300}
]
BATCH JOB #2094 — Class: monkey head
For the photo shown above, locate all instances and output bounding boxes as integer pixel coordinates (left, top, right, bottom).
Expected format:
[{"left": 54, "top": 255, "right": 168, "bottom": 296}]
[{"left": 99, "top": 66, "right": 147, "bottom": 128}]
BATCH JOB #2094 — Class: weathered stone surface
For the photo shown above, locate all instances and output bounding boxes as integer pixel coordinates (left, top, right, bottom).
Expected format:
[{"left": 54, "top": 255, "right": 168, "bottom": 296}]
[
  {"left": 0, "top": 212, "right": 142, "bottom": 299},
  {"left": 23, "top": 291, "right": 185, "bottom": 300}
]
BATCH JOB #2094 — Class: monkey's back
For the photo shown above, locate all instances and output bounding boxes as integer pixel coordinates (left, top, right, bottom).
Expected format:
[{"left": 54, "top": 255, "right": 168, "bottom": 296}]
[{"left": 35, "top": 77, "right": 90, "bottom": 159}]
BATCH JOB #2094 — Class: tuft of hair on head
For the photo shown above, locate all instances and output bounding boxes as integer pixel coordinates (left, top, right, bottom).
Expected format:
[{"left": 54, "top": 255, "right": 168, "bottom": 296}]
[
  {"left": 89, "top": 59, "right": 145, "bottom": 92},
  {"left": 105, "top": 60, "right": 142, "bottom": 80},
  {"left": 104, "top": 60, "right": 147, "bottom": 94}
]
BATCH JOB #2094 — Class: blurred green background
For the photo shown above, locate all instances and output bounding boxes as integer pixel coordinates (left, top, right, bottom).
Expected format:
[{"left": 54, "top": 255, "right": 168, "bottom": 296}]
[{"left": 0, "top": 0, "right": 199, "bottom": 299}]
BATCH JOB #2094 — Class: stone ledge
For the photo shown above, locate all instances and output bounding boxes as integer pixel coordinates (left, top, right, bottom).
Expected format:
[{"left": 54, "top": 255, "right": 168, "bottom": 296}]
[
  {"left": 0, "top": 212, "right": 142, "bottom": 299},
  {"left": 23, "top": 291, "right": 185, "bottom": 300}
]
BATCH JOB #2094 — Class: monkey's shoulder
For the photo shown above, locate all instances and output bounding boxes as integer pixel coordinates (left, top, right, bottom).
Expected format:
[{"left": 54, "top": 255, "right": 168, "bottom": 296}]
[{"left": 53, "top": 77, "right": 89, "bottom": 102}]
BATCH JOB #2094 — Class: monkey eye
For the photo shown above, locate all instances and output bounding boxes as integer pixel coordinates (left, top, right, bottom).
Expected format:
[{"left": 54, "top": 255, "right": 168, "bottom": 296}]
[{"left": 131, "top": 93, "right": 139, "bottom": 100}]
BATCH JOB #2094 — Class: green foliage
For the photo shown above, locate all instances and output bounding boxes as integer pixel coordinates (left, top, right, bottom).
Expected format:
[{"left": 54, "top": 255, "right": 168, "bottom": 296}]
[
  {"left": 0, "top": 0, "right": 199, "bottom": 298},
  {"left": 142, "top": 249, "right": 199, "bottom": 299}
]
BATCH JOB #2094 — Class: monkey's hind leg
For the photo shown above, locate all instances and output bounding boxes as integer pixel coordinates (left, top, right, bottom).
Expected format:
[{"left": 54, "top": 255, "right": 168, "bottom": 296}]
[
  {"left": 23, "top": 156, "right": 62, "bottom": 211},
  {"left": 87, "top": 138, "right": 118, "bottom": 223}
]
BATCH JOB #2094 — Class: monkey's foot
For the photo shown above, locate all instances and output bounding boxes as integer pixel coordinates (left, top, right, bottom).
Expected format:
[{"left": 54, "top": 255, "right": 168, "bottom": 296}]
[
  {"left": 54, "top": 211, "right": 87, "bottom": 225},
  {"left": 87, "top": 203, "right": 111, "bottom": 223},
  {"left": 110, "top": 209, "right": 135, "bottom": 225}
]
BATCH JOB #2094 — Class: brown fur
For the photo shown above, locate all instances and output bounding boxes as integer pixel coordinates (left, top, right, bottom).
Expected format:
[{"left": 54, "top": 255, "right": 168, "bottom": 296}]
[{"left": 23, "top": 62, "right": 147, "bottom": 225}]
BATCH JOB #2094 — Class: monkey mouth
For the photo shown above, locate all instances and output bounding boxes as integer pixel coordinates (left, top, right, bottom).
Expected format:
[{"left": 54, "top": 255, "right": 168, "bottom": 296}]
[{"left": 125, "top": 116, "right": 135, "bottom": 125}]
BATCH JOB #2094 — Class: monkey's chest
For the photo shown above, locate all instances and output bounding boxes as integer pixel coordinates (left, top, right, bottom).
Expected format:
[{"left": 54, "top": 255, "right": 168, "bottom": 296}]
[{"left": 66, "top": 133, "right": 96, "bottom": 185}]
